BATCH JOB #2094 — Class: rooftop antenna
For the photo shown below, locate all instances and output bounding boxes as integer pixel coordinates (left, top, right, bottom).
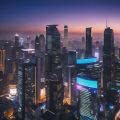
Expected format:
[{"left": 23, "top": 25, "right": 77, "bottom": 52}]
[{"left": 106, "top": 18, "right": 108, "bottom": 28}]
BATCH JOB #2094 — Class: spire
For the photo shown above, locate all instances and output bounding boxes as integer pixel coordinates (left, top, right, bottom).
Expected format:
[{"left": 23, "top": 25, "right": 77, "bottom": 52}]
[{"left": 106, "top": 18, "right": 108, "bottom": 28}]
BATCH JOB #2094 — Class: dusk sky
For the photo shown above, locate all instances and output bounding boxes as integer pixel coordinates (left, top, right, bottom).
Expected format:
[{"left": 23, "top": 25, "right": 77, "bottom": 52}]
[{"left": 0, "top": 0, "right": 120, "bottom": 33}]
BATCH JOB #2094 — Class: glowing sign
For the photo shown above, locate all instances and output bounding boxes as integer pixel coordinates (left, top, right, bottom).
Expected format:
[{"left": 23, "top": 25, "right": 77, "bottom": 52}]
[
  {"left": 76, "top": 58, "right": 97, "bottom": 64},
  {"left": 76, "top": 77, "right": 97, "bottom": 89},
  {"left": 76, "top": 84, "right": 87, "bottom": 91}
]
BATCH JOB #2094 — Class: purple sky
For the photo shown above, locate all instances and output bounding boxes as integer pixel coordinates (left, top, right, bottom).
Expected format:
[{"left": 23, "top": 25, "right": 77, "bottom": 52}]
[{"left": 0, "top": 0, "right": 120, "bottom": 33}]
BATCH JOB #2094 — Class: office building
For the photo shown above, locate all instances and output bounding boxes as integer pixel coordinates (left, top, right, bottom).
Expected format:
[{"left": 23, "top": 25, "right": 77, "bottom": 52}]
[
  {"left": 76, "top": 57, "right": 101, "bottom": 119},
  {"left": 115, "top": 59, "right": 120, "bottom": 88},
  {"left": 0, "top": 49, "right": 5, "bottom": 73},
  {"left": 39, "top": 34, "right": 46, "bottom": 53},
  {"left": 45, "top": 25, "right": 63, "bottom": 113},
  {"left": 21, "top": 62, "right": 39, "bottom": 120},
  {"left": 46, "top": 25, "right": 61, "bottom": 54},
  {"left": 45, "top": 54, "right": 63, "bottom": 113},
  {"left": 85, "top": 28, "right": 92, "bottom": 57},
  {"left": 103, "top": 27, "right": 115, "bottom": 90},
  {"left": 35, "top": 35, "right": 40, "bottom": 57},
  {"left": 64, "top": 25, "right": 68, "bottom": 47},
  {"left": 76, "top": 75, "right": 98, "bottom": 120},
  {"left": 64, "top": 25, "right": 68, "bottom": 39},
  {"left": 15, "top": 33, "right": 19, "bottom": 48}
]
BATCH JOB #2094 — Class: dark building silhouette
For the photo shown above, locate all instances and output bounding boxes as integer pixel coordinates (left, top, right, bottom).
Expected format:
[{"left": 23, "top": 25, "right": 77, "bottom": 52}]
[
  {"left": 21, "top": 62, "right": 38, "bottom": 120},
  {"left": 46, "top": 25, "right": 61, "bottom": 54},
  {"left": 15, "top": 33, "right": 19, "bottom": 48},
  {"left": 64, "top": 25, "right": 68, "bottom": 47},
  {"left": 64, "top": 25, "right": 68, "bottom": 39},
  {"left": 85, "top": 27, "right": 92, "bottom": 57},
  {"left": 103, "top": 27, "right": 115, "bottom": 90},
  {"left": 45, "top": 25, "right": 64, "bottom": 113},
  {"left": 39, "top": 34, "right": 46, "bottom": 53},
  {"left": 35, "top": 35, "right": 40, "bottom": 57}
]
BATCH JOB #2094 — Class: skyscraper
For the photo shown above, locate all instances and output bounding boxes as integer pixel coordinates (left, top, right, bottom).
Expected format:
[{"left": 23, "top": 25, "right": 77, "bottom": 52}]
[
  {"left": 45, "top": 25, "right": 63, "bottom": 113},
  {"left": 64, "top": 25, "right": 68, "bottom": 47},
  {"left": 35, "top": 34, "right": 46, "bottom": 103},
  {"left": 21, "top": 62, "right": 38, "bottom": 120},
  {"left": 35, "top": 35, "right": 40, "bottom": 57},
  {"left": 85, "top": 27, "right": 92, "bottom": 57},
  {"left": 64, "top": 25, "right": 68, "bottom": 39},
  {"left": 15, "top": 33, "right": 19, "bottom": 48},
  {"left": 39, "top": 34, "right": 45, "bottom": 53},
  {"left": 0, "top": 49, "right": 5, "bottom": 73},
  {"left": 76, "top": 58, "right": 100, "bottom": 119},
  {"left": 103, "top": 27, "right": 115, "bottom": 90},
  {"left": 46, "top": 25, "right": 61, "bottom": 54}
]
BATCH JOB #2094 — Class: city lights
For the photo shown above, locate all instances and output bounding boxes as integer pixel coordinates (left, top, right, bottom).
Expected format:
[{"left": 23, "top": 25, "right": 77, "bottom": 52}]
[
  {"left": 76, "top": 77, "right": 97, "bottom": 89},
  {"left": 9, "top": 89, "right": 17, "bottom": 96},
  {"left": 9, "top": 85, "right": 17, "bottom": 96},
  {"left": 76, "top": 58, "right": 97, "bottom": 64},
  {"left": 0, "top": 0, "right": 120, "bottom": 118}
]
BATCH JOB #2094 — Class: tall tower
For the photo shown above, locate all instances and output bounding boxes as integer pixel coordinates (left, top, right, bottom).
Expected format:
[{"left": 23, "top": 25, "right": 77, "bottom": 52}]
[
  {"left": 0, "top": 49, "right": 5, "bottom": 73},
  {"left": 85, "top": 27, "right": 92, "bottom": 57},
  {"left": 15, "top": 33, "right": 19, "bottom": 48},
  {"left": 64, "top": 25, "right": 68, "bottom": 39},
  {"left": 45, "top": 25, "right": 63, "bottom": 113},
  {"left": 39, "top": 34, "right": 45, "bottom": 53},
  {"left": 103, "top": 27, "right": 115, "bottom": 90},
  {"left": 35, "top": 34, "right": 46, "bottom": 104},
  {"left": 21, "top": 62, "right": 38, "bottom": 120},
  {"left": 46, "top": 25, "right": 61, "bottom": 54},
  {"left": 64, "top": 25, "right": 68, "bottom": 47},
  {"left": 35, "top": 35, "right": 40, "bottom": 57}
]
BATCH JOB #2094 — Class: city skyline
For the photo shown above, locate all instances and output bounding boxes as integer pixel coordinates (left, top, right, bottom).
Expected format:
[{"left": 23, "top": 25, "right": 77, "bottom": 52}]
[
  {"left": 0, "top": 0, "right": 120, "bottom": 33},
  {"left": 0, "top": 1, "right": 120, "bottom": 120}
]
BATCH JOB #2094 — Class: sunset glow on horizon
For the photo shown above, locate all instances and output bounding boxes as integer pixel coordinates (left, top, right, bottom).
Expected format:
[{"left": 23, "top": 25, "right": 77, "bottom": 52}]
[{"left": 0, "top": 0, "right": 120, "bottom": 34}]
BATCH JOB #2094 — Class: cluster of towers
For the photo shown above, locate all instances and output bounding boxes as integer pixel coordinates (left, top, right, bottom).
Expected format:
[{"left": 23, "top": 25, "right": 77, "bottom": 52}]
[{"left": 0, "top": 24, "right": 119, "bottom": 120}]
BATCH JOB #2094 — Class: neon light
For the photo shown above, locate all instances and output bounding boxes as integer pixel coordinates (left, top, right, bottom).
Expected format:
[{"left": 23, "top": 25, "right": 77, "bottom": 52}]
[
  {"left": 76, "top": 58, "right": 97, "bottom": 64},
  {"left": 76, "top": 77, "right": 97, "bottom": 89},
  {"left": 76, "top": 84, "right": 87, "bottom": 91}
]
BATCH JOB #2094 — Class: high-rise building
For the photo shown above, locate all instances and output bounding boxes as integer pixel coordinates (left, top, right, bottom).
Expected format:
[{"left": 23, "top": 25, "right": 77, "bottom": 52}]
[
  {"left": 85, "top": 27, "right": 92, "bottom": 57},
  {"left": 4, "top": 41, "right": 11, "bottom": 59},
  {"left": 115, "top": 59, "right": 120, "bottom": 88},
  {"left": 35, "top": 35, "right": 40, "bottom": 57},
  {"left": 35, "top": 34, "right": 46, "bottom": 103},
  {"left": 45, "top": 54, "right": 63, "bottom": 113},
  {"left": 76, "top": 75, "right": 98, "bottom": 120},
  {"left": 76, "top": 57, "right": 100, "bottom": 119},
  {"left": 64, "top": 25, "right": 68, "bottom": 39},
  {"left": 64, "top": 25, "right": 68, "bottom": 47},
  {"left": 21, "top": 62, "right": 39, "bottom": 120},
  {"left": 103, "top": 27, "right": 115, "bottom": 90},
  {"left": 15, "top": 33, "right": 19, "bottom": 48},
  {"left": 45, "top": 25, "right": 63, "bottom": 113},
  {"left": 39, "top": 34, "right": 45, "bottom": 53},
  {"left": 46, "top": 25, "right": 61, "bottom": 54},
  {"left": 62, "top": 50, "right": 76, "bottom": 105},
  {"left": 0, "top": 49, "right": 5, "bottom": 73}
]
